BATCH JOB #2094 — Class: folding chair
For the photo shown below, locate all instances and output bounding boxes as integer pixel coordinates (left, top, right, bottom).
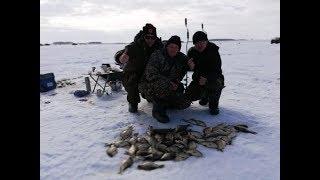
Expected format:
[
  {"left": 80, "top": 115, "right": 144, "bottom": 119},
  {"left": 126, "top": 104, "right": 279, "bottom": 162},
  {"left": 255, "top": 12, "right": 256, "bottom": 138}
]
[{"left": 89, "top": 71, "right": 123, "bottom": 95}]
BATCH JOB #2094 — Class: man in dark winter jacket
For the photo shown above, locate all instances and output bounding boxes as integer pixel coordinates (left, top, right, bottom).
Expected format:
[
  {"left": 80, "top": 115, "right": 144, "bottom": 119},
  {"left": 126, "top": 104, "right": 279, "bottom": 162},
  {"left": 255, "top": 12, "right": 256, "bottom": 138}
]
[
  {"left": 138, "top": 35, "right": 191, "bottom": 123},
  {"left": 185, "top": 31, "right": 225, "bottom": 115},
  {"left": 114, "top": 23, "right": 164, "bottom": 113}
]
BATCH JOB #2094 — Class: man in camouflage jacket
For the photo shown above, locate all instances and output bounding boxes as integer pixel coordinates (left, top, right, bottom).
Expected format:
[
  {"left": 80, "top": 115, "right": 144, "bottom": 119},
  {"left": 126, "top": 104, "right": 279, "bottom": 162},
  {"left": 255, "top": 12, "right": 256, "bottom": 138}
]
[{"left": 138, "top": 35, "right": 191, "bottom": 123}]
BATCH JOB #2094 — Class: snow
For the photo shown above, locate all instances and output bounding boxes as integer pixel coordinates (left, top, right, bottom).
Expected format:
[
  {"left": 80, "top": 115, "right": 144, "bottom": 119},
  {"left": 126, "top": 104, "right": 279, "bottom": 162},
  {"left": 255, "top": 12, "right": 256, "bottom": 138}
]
[{"left": 40, "top": 40, "right": 280, "bottom": 180}]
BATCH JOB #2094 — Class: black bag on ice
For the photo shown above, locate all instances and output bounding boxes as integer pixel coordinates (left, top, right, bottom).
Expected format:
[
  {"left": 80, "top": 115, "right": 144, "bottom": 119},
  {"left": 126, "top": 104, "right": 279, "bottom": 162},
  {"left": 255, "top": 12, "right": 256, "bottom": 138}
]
[{"left": 40, "top": 73, "right": 57, "bottom": 92}]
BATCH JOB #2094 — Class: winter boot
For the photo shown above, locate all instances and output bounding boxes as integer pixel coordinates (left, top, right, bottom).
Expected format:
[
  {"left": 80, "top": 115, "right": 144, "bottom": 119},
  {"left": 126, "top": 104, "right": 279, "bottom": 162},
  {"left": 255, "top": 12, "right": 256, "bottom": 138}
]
[
  {"left": 128, "top": 103, "right": 138, "bottom": 113},
  {"left": 152, "top": 102, "right": 169, "bottom": 123},
  {"left": 208, "top": 97, "right": 219, "bottom": 115},
  {"left": 199, "top": 97, "right": 208, "bottom": 106},
  {"left": 209, "top": 107, "right": 220, "bottom": 115}
]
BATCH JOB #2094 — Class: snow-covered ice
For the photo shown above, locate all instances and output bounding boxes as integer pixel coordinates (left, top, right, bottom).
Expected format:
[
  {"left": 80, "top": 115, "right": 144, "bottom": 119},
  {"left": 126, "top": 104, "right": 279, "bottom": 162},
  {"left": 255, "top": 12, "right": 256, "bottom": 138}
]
[{"left": 40, "top": 40, "right": 280, "bottom": 180}]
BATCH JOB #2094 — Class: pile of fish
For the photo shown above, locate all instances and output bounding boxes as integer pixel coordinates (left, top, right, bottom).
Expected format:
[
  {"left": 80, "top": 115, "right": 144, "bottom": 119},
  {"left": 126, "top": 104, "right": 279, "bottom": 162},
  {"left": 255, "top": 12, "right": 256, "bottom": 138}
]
[
  {"left": 105, "top": 119, "right": 257, "bottom": 174},
  {"left": 56, "top": 78, "right": 76, "bottom": 88}
]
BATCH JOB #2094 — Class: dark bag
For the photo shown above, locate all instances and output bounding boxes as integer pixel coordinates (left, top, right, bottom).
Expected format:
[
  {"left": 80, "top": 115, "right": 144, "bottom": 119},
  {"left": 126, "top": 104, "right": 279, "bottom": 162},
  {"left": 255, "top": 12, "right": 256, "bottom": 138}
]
[{"left": 40, "top": 73, "right": 57, "bottom": 92}]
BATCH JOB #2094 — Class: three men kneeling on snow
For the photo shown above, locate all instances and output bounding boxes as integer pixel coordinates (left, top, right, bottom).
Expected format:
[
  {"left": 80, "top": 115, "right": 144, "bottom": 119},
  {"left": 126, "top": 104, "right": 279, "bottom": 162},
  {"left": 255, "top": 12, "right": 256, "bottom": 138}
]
[{"left": 115, "top": 24, "right": 224, "bottom": 123}]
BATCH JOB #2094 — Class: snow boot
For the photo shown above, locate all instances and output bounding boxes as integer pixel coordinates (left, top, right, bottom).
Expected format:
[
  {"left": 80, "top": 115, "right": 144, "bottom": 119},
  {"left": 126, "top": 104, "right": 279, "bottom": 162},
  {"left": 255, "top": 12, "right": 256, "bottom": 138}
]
[
  {"left": 199, "top": 97, "right": 208, "bottom": 106},
  {"left": 209, "top": 107, "right": 220, "bottom": 115},
  {"left": 152, "top": 102, "right": 169, "bottom": 123},
  {"left": 128, "top": 103, "right": 138, "bottom": 113}
]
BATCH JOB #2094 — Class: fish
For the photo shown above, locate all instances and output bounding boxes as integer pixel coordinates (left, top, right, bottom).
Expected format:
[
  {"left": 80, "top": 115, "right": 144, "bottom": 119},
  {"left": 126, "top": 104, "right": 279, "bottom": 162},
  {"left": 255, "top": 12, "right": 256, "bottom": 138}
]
[
  {"left": 174, "top": 152, "right": 191, "bottom": 161},
  {"left": 144, "top": 150, "right": 163, "bottom": 161},
  {"left": 188, "top": 131, "right": 203, "bottom": 141},
  {"left": 120, "top": 126, "right": 134, "bottom": 140},
  {"left": 128, "top": 137, "right": 137, "bottom": 145},
  {"left": 150, "top": 127, "right": 175, "bottom": 134},
  {"left": 137, "top": 143, "right": 150, "bottom": 151},
  {"left": 155, "top": 143, "right": 168, "bottom": 153},
  {"left": 235, "top": 124, "right": 248, "bottom": 128},
  {"left": 173, "top": 143, "right": 185, "bottom": 149},
  {"left": 118, "top": 156, "right": 133, "bottom": 174},
  {"left": 205, "top": 137, "right": 219, "bottom": 142},
  {"left": 175, "top": 124, "right": 191, "bottom": 132},
  {"left": 137, "top": 162, "right": 164, "bottom": 171},
  {"left": 203, "top": 127, "right": 213, "bottom": 136},
  {"left": 187, "top": 141, "right": 197, "bottom": 150},
  {"left": 113, "top": 140, "right": 131, "bottom": 148},
  {"left": 234, "top": 125, "right": 257, "bottom": 134},
  {"left": 136, "top": 149, "right": 150, "bottom": 156},
  {"left": 165, "top": 133, "right": 175, "bottom": 142},
  {"left": 127, "top": 144, "right": 137, "bottom": 156},
  {"left": 137, "top": 137, "right": 148, "bottom": 144},
  {"left": 182, "top": 118, "right": 207, "bottom": 127},
  {"left": 145, "top": 135, "right": 157, "bottom": 147},
  {"left": 216, "top": 139, "right": 227, "bottom": 151},
  {"left": 106, "top": 144, "right": 118, "bottom": 157},
  {"left": 160, "top": 152, "right": 176, "bottom": 161},
  {"left": 167, "top": 145, "right": 182, "bottom": 153},
  {"left": 205, "top": 129, "right": 229, "bottom": 138},
  {"left": 184, "top": 149, "right": 203, "bottom": 157},
  {"left": 154, "top": 134, "right": 164, "bottom": 143},
  {"left": 227, "top": 132, "right": 237, "bottom": 140},
  {"left": 199, "top": 141, "right": 218, "bottom": 149}
]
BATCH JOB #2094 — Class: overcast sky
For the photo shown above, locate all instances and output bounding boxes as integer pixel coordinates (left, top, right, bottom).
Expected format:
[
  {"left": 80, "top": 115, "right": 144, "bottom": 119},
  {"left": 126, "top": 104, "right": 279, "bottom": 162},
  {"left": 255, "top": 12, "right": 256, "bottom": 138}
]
[{"left": 40, "top": 0, "right": 280, "bottom": 43}]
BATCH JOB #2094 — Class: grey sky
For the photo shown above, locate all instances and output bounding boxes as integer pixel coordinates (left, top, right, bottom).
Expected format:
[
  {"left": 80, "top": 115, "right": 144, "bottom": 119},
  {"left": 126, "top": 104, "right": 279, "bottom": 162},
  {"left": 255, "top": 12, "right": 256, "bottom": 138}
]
[{"left": 40, "top": 0, "right": 280, "bottom": 43}]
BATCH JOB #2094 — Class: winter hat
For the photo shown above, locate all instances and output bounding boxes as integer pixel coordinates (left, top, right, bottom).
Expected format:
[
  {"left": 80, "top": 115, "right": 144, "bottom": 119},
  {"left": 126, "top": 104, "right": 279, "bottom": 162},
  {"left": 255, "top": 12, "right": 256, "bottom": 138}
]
[
  {"left": 166, "top": 35, "right": 181, "bottom": 49},
  {"left": 142, "top": 23, "right": 157, "bottom": 37},
  {"left": 193, "top": 31, "right": 208, "bottom": 44}
]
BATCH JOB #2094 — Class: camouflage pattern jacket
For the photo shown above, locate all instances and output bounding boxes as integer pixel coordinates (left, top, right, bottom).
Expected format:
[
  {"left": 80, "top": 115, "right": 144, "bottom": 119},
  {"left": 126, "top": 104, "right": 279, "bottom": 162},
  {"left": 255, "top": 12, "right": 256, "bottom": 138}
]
[{"left": 139, "top": 49, "right": 189, "bottom": 98}]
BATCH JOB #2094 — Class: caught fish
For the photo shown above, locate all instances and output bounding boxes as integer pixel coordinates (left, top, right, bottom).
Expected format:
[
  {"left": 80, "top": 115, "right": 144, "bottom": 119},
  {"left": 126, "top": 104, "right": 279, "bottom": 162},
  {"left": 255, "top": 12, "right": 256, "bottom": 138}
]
[
  {"left": 136, "top": 149, "right": 150, "bottom": 156},
  {"left": 199, "top": 141, "right": 218, "bottom": 149},
  {"left": 127, "top": 144, "right": 137, "bottom": 156},
  {"left": 160, "top": 152, "right": 176, "bottom": 161},
  {"left": 119, "top": 156, "right": 133, "bottom": 174},
  {"left": 120, "top": 126, "right": 134, "bottom": 140},
  {"left": 155, "top": 143, "right": 168, "bottom": 153},
  {"left": 235, "top": 124, "right": 248, "bottom": 128},
  {"left": 216, "top": 139, "right": 227, "bottom": 151},
  {"left": 174, "top": 152, "right": 190, "bottom": 161},
  {"left": 182, "top": 118, "right": 207, "bottom": 127},
  {"left": 184, "top": 149, "right": 203, "bottom": 157},
  {"left": 234, "top": 125, "right": 257, "bottom": 134},
  {"left": 150, "top": 127, "right": 175, "bottom": 134},
  {"left": 187, "top": 141, "right": 197, "bottom": 150},
  {"left": 227, "top": 132, "right": 237, "bottom": 140},
  {"left": 113, "top": 140, "right": 130, "bottom": 148},
  {"left": 144, "top": 150, "right": 163, "bottom": 161},
  {"left": 145, "top": 135, "right": 157, "bottom": 147},
  {"left": 167, "top": 145, "right": 182, "bottom": 153},
  {"left": 137, "top": 143, "right": 150, "bottom": 151},
  {"left": 128, "top": 137, "right": 137, "bottom": 145},
  {"left": 137, "top": 162, "right": 164, "bottom": 171},
  {"left": 137, "top": 137, "right": 148, "bottom": 144},
  {"left": 154, "top": 134, "right": 164, "bottom": 143},
  {"left": 175, "top": 124, "right": 191, "bottom": 132},
  {"left": 106, "top": 144, "right": 118, "bottom": 157}
]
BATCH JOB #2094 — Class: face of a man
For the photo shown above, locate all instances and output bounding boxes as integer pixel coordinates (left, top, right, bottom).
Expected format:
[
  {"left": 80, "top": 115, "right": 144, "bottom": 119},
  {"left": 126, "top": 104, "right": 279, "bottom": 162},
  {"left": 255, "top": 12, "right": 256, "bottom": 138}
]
[
  {"left": 194, "top": 40, "right": 208, "bottom": 52},
  {"left": 166, "top": 43, "right": 180, "bottom": 58},
  {"left": 144, "top": 34, "right": 156, "bottom": 47}
]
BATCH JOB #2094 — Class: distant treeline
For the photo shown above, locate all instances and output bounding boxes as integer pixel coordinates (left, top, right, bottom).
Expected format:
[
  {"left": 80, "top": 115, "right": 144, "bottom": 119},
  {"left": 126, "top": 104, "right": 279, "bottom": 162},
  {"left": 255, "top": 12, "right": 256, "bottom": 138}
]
[{"left": 40, "top": 42, "right": 103, "bottom": 46}]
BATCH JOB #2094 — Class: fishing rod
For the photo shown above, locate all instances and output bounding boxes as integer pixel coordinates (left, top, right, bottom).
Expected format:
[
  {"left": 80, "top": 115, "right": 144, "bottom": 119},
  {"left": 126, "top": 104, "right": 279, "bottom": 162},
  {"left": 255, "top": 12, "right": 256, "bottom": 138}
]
[{"left": 184, "top": 18, "right": 189, "bottom": 89}]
